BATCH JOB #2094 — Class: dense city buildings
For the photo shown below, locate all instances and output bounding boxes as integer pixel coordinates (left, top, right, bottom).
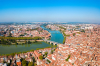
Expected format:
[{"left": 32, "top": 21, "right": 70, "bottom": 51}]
[
  {"left": 0, "top": 23, "right": 100, "bottom": 66},
  {"left": 0, "top": 0, "right": 100, "bottom": 65},
  {"left": 0, "top": 24, "right": 51, "bottom": 39}
]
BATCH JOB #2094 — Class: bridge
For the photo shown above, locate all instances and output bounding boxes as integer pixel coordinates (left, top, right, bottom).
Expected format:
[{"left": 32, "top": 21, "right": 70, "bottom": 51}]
[{"left": 43, "top": 39, "right": 60, "bottom": 45}]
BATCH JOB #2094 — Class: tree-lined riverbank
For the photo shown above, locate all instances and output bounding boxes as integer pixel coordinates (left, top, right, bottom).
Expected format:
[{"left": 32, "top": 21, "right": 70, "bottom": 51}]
[
  {"left": 0, "top": 25, "right": 64, "bottom": 55},
  {"left": 0, "top": 36, "right": 42, "bottom": 45}
]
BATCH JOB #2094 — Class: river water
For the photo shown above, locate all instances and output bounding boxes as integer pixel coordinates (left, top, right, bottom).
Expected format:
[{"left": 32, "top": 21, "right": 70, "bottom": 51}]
[
  {"left": 41, "top": 26, "right": 64, "bottom": 43},
  {"left": 0, "top": 26, "right": 64, "bottom": 54}
]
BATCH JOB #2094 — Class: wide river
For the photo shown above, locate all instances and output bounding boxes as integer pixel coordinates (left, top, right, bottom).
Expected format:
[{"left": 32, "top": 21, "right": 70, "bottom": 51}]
[{"left": 0, "top": 26, "right": 64, "bottom": 54}]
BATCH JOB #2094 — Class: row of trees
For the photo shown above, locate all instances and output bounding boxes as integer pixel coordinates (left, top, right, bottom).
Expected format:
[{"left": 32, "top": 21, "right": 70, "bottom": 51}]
[
  {"left": 0, "top": 36, "right": 42, "bottom": 45},
  {"left": 61, "top": 30, "right": 70, "bottom": 37},
  {"left": 65, "top": 55, "right": 71, "bottom": 61},
  {"left": 0, "top": 36, "right": 42, "bottom": 40},
  {"left": 61, "top": 30, "right": 70, "bottom": 44},
  {"left": 59, "top": 26, "right": 66, "bottom": 30},
  {"left": 63, "top": 37, "right": 66, "bottom": 44},
  {"left": 24, "top": 40, "right": 38, "bottom": 44},
  {"left": 0, "top": 38, "right": 17, "bottom": 45},
  {"left": 0, "top": 38, "right": 39, "bottom": 45}
]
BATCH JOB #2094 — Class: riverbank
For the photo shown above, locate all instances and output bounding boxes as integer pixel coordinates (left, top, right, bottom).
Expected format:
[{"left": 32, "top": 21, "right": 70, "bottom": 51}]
[
  {"left": 44, "top": 24, "right": 67, "bottom": 44},
  {"left": 0, "top": 41, "right": 57, "bottom": 56},
  {"left": 0, "top": 25, "right": 64, "bottom": 55},
  {"left": 44, "top": 25, "right": 66, "bottom": 44},
  {"left": 0, "top": 36, "right": 42, "bottom": 45},
  {"left": 60, "top": 30, "right": 70, "bottom": 44},
  {"left": 0, "top": 41, "right": 52, "bottom": 55},
  {"left": 0, "top": 46, "right": 51, "bottom": 56},
  {"left": 41, "top": 25, "right": 64, "bottom": 44}
]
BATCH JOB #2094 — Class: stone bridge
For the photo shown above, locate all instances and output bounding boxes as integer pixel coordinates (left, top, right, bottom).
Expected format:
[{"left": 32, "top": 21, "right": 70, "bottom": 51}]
[{"left": 43, "top": 39, "right": 60, "bottom": 45}]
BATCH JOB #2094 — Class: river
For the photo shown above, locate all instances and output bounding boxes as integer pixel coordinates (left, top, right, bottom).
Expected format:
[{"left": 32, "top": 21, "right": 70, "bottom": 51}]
[
  {"left": 41, "top": 26, "right": 64, "bottom": 43},
  {"left": 0, "top": 26, "right": 64, "bottom": 54}
]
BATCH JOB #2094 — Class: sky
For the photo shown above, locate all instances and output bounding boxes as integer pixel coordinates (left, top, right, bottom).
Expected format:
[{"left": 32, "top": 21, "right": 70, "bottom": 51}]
[{"left": 0, "top": 0, "right": 100, "bottom": 23}]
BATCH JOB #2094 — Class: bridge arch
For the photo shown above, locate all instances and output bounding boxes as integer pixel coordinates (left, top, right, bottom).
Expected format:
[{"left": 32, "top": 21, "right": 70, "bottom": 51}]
[{"left": 43, "top": 39, "right": 59, "bottom": 45}]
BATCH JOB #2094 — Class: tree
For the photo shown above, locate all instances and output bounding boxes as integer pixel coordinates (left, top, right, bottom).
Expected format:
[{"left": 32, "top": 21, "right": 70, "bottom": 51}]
[
  {"left": 51, "top": 50, "right": 53, "bottom": 54},
  {"left": 3, "top": 60, "right": 6, "bottom": 63},
  {"left": 47, "top": 59, "right": 51, "bottom": 63},
  {"left": 32, "top": 57, "right": 36, "bottom": 63},
  {"left": 7, "top": 63, "right": 10, "bottom": 66},
  {"left": 33, "top": 36, "right": 42, "bottom": 40},
  {"left": 44, "top": 52, "right": 48, "bottom": 57},
  {"left": 55, "top": 45, "right": 57, "bottom": 48},
  {"left": 15, "top": 42, "right": 18, "bottom": 45},
  {"left": 1, "top": 38, "right": 5, "bottom": 44},
  {"left": 28, "top": 41, "right": 31, "bottom": 44},
  {"left": 8, "top": 32, "right": 12, "bottom": 37},
  {"left": 24, "top": 33, "right": 27, "bottom": 35},
  {"left": 30, "top": 49, "right": 34, "bottom": 52},
  {"left": 66, "top": 34, "right": 70, "bottom": 37},
  {"left": 22, "top": 60, "right": 27, "bottom": 66},
  {"left": 20, "top": 58, "right": 23, "bottom": 62},
  {"left": 36, "top": 48, "right": 39, "bottom": 50},
  {"left": 28, "top": 62, "right": 34, "bottom": 66},
  {"left": 34, "top": 40, "right": 37, "bottom": 43},
  {"left": 87, "top": 35, "right": 89, "bottom": 37},
  {"left": 23, "top": 64, "right": 27, "bottom": 66},
  {"left": 25, "top": 40, "right": 27, "bottom": 44},
  {"left": 39, "top": 55, "right": 43, "bottom": 60},
  {"left": 65, "top": 55, "right": 71, "bottom": 61},
  {"left": 81, "top": 29, "right": 85, "bottom": 33},
  {"left": 73, "top": 33, "right": 76, "bottom": 36},
  {"left": 59, "top": 26, "right": 66, "bottom": 30},
  {"left": 20, "top": 34, "right": 24, "bottom": 37},
  {"left": 63, "top": 37, "right": 66, "bottom": 44},
  {"left": 31, "top": 35, "right": 33, "bottom": 37},
  {"left": 11, "top": 53, "right": 15, "bottom": 56}
]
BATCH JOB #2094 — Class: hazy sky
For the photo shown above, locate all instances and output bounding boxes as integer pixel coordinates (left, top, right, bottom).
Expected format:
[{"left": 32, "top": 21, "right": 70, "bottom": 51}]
[{"left": 0, "top": 0, "right": 100, "bottom": 23}]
